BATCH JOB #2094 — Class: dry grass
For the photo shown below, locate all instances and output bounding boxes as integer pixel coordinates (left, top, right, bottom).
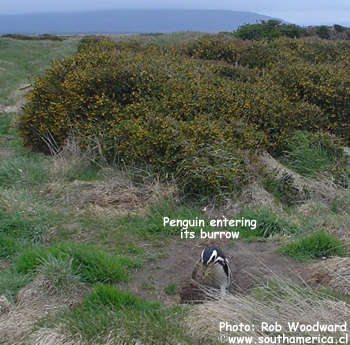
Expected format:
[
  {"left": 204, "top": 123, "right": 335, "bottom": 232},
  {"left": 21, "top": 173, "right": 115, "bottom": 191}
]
[
  {"left": 0, "top": 275, "right": 84, "bottom": 344},
  {"left": 43, "top": 136, "right": 177, "bottom": 216},
  {"left": 47, "top": 136, "right": 92, "bottom": 180},
  {"left": 28, "top": 328, "right": 133, "bottom": 345},
  {"left": 294, "top": 195, "right": 350, "bottom": 252},
  {"left": 309, "top": 257, "right": 350, "bottom": 296},
  {"left": 26, "top": 327, "right": 81, "bottom": 345},
  {"left": 260, "top": 152, "right": 345, "bottom": 202},
  {"left": 186, "top": 277, "right": 350, "bottom": 343},
  {"left": 45, "top": 176, "right": 176, "bottom": 216}
]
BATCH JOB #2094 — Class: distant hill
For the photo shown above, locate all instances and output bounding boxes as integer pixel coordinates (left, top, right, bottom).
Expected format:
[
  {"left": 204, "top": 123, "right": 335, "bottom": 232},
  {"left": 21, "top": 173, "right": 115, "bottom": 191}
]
[{"left": 0, "top": 9, "right": 282, "bottom": 34}]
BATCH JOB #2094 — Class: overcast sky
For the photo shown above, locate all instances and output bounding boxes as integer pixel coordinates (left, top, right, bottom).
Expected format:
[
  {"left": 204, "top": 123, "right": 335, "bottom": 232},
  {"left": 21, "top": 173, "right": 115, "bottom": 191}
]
[{"left": 1, "top": 0, "right": 350, "bottom": 25}]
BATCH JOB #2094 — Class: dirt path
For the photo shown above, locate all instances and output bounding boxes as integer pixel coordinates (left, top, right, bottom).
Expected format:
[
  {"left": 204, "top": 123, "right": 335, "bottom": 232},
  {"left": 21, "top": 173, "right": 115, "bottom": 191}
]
[{"left": 118, "top": 238, "right": 308, "bottom": 303}]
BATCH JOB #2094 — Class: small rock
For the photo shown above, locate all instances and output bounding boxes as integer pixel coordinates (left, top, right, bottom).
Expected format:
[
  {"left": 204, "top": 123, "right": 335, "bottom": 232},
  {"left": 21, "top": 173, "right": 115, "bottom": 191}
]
[
  {"left": 343, "top": 147, "right": 350, "bottom": 166},
  {"left": 0, "top": 295, "right": 11, "bottom": 314}
]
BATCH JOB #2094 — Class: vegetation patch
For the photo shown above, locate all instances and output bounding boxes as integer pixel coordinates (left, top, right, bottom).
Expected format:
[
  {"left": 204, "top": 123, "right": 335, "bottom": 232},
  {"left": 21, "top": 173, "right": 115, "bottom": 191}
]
[
  {"left": 236, "top": 208, "right": 299, "bottom": 240},
  {"left": 263, "top": 170, "right": 310, "bottom": 206},
  {"left": 0, "top": 153, "right": 49, "bottom": 187},
  {"left": 0, "top": 233, "right": 20, "bottom": 258},
  {"left": 18, "top": 35, "right": 350, "bottom": 197},
  {"left": 164, "top": 282, "right": 177, "bottom": 296},
  {"left": 49, "top": 283, "right": 195, "bottom": 344},
  {"left": 115, "top": 200, "right": 210, "bottom": 237},
  {"left": 0, "top": 209, "right": 49, "bottom": 244},
  {"left": 0, "top": 113, "right": 11, "bottom": 136},
  {"left": 1, "top": 33, "right": 64, "bottom": 41},
  {"left": 279, "top": 230, "right": 347, "bottom": 261},
  {"left": 282, "top": 131, "right": 344, "bottom": 177},
  {"left": 0, "top": 268, "right": 32, "bottom": 303},
  {"left": 36, "top": 255, "right": 83, "bottom": 295},
  {"left": 15, "top": 241, "right": 142, "bottom": 283}
]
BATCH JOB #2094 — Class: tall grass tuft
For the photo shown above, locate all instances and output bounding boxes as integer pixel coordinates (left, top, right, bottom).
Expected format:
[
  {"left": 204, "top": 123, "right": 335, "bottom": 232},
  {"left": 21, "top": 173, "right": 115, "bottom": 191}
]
[
  {"left": 279, "top": 230, "right": 347, "bottom": 261},
  {"left": 15, "top": 241, "right": 142, "bottom": 283},
  {"left": 282, "top": 131, "right": 344, "bottom": 177}
]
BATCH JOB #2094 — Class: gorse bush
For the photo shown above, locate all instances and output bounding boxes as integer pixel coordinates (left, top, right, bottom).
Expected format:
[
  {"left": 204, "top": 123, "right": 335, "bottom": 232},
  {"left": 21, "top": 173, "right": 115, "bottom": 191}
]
[{"left": 18, "top": 36, "right": 350, "bottom": 197}]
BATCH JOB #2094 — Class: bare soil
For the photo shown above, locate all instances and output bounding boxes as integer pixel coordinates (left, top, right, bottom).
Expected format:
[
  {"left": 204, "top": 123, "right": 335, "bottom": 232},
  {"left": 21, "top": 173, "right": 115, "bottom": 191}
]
[{"left": 118, "top": 238, "right": 309, "bottom": 303}]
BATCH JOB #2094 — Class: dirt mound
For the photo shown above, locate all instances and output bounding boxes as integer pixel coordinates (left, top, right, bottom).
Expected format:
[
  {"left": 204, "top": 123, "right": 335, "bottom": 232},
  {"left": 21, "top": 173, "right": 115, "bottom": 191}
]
[
  {"left": 118, "top": 239, "right": 307, "bottom": 302},
  {"left": 0, "top": 275, "right": 83, "bottom": 344},
  {"left": 260, "top": 152, "right": 343, "bottom": 202},
  {"left": 309, "top": 257, "right": 350, "bottom": 295},
  {"left": 45, "top": 177, "right": 176, "bottom": 215}
]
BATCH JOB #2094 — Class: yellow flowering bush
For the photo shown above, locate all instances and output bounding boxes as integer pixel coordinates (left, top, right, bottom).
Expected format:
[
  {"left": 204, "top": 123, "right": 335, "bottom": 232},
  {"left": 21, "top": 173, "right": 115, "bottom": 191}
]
[{"left": 18, "top": 36, "right": 350, "bottom": 196}]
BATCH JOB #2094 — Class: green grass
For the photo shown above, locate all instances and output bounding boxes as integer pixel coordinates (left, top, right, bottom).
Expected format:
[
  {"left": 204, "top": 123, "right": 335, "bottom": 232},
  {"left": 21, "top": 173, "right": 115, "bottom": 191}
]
[
  {"left": 0, "top": 233, "right": 19, "bottom": 258},
  {"left": 65, "top": 163, "right": 101, "bottom": 182},
  {"left": 0, "top": 152, "right": 49, "bottom": 187},
  {"left": 0, "top": 209, "right": 49, "bottom": 243},
  {"left": 279, "top": 230, "right": 347, "bottom": 261},
  {"left": 44, "top": 283, "right": 197, "bottom": 344},
  {"left": 0, "top": 113, "right": 11, "bottom": 136},
  {"left": 83, "top": 283, "right": 159, "bottom": 311},
  {"left": 15, "top": 241, "right": 142, "bottom": 283},
  {"left": 36, "top": 255, "right": 83, "bottom": 295},
  {"left": 282, "top": 131, "right": 344, "bottom": 177},
  {"left": 115, "top": 200, "right": 210, "bottom": 237},
  {"left": 164, "top": 283, "right": 177, "bottom": 296},
  {"left": 0, "top": 37, "right": 78, "bottom": 105},
  {"left": 236, "top": 208, "right": 299, "bottom": 240},
  {"left": 0, "top": 268, "right": 32, "bottom": 303}
]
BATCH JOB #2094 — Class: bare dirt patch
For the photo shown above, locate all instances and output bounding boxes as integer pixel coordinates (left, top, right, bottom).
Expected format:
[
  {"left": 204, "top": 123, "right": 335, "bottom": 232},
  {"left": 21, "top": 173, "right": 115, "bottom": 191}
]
[
  {"left": 118, "top": 238, "right": 308, "bottom": 303},
  {"left": 309, "top": 257, "right": 350, "bottom": 296}
]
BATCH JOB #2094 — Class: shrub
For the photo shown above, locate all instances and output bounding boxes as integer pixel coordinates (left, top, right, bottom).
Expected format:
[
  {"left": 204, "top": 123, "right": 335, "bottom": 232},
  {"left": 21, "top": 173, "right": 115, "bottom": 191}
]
[
  {"left": 18, "top": 36, "right": 350, "bottom": 198},
  {"left": 1, "top": 33, "right": 64, "bottom": 41},
  {"left": 279, "top": 230, "right": 347, "bottom": 260},
  {"left": 235, "top": 20, "right": 287, "bottom": 40}
]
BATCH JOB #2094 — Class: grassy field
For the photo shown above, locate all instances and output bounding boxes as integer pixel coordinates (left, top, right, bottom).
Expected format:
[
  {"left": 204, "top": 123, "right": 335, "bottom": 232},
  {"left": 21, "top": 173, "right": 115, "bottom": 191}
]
[{"left": 0, "top": 34, "right": 349, "bottom": 345}]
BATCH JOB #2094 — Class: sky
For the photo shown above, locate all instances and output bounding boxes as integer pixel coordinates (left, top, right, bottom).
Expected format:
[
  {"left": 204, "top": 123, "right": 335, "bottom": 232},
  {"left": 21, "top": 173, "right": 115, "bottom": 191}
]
[{"left": 1, "top": 0, "right": 350, "bottom": 26}]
